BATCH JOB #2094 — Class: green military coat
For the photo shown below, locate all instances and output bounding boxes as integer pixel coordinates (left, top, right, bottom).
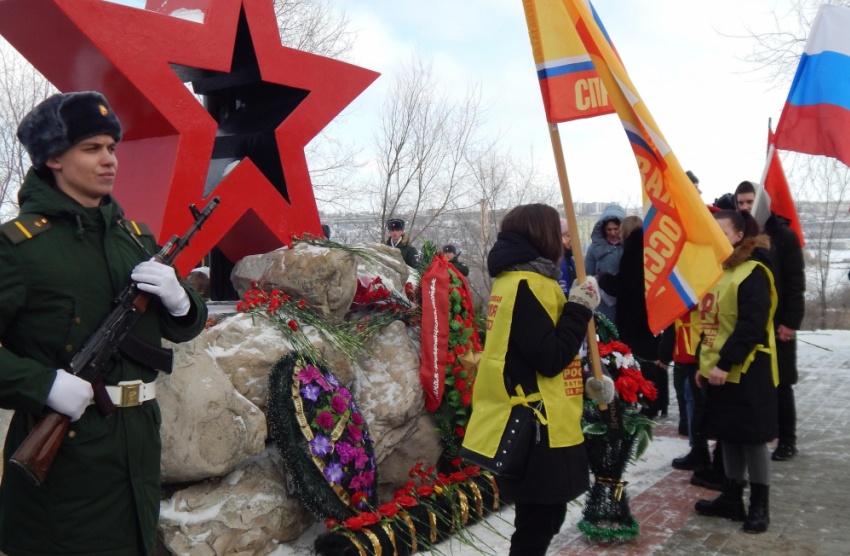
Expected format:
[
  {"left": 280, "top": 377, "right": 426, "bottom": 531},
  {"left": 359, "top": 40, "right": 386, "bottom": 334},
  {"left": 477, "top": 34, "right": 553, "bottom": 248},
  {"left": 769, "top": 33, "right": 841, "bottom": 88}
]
[
  {"left": 0, "top": 170, "right": 207, "bottom": 556},
  {"left": 385, "top": 234, "right": 418, "bottom": 268},
  {"left": 450, "top": 259, "right": 469, "bottom": 277}
]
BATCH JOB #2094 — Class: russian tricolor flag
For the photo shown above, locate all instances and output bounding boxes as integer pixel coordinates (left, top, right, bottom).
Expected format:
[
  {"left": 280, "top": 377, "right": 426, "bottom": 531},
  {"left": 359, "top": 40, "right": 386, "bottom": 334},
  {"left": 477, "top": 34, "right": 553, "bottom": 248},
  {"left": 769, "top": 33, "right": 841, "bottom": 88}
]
[{"left": 775, "top": 4, "right": 850, "bottom": 168}]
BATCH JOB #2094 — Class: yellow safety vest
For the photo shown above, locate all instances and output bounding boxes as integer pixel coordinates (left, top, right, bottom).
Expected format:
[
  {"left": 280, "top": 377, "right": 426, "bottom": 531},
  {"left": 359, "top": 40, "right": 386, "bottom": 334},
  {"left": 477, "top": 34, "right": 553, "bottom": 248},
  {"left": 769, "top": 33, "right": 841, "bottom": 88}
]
[
  {"left": 699, "top": 260, "right": 779, "bottom": 385},
  {"left": 462, "top": 271, "right": 584, "bottom": 459}
]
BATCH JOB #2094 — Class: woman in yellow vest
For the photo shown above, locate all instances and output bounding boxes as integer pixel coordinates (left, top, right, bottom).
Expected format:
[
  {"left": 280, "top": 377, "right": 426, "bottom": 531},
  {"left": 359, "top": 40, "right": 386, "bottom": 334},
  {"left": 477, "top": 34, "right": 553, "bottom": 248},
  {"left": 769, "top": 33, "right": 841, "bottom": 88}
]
[
  {"left": 462, "top": 204, "right": 613, "bottom": 556},
  {"left": 694, "top": 210, "right": 778, "bottom": 534}
]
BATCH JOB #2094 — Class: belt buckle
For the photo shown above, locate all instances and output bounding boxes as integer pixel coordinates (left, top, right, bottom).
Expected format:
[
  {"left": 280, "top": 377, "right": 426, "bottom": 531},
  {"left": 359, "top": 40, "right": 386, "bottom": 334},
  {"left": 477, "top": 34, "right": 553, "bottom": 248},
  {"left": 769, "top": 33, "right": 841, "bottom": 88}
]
[{"left": 120, "top": 382, "right": 142, "bottom": 407}]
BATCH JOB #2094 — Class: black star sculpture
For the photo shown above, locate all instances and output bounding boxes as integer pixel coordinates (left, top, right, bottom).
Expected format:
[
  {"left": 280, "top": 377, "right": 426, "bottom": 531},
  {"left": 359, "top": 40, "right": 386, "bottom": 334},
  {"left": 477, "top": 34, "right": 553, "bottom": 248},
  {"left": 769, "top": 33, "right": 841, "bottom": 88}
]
[{"left": 170, "top": 8, "right": 309, "bottom": 200}]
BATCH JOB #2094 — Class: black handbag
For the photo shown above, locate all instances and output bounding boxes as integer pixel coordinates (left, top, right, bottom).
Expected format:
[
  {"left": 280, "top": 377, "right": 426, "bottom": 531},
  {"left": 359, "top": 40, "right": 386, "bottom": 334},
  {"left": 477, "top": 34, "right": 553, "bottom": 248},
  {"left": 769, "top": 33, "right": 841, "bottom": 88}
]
[{"left": 459, "top": 401, "right": 541, "bottom": 480}]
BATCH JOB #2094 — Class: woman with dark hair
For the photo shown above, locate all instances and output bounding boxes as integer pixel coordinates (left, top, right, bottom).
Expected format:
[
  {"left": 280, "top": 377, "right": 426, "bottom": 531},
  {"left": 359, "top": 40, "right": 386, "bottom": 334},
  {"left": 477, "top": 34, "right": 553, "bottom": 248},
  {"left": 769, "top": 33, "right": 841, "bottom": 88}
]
[
  {"left": 585, "top": 205, "right": 626, "bottom": 322},
  {"left": 694, "top": 209, "right": 778, "bottom": 534},
  {"left": 598, "top": 216, "right": 669, "bottom": 418},
  {"left": 463, "top": 203, "right": 613, "bottom": 556}
]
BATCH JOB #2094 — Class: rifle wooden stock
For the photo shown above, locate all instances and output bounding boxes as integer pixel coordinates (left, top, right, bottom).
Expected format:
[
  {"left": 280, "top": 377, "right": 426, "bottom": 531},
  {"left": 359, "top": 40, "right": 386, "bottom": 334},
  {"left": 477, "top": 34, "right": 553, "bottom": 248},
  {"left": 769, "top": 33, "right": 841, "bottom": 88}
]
[
  {"left": 9, "top": 411, "right": 70, "bottom": 486},
  {"left": 10, "top": 376, "right": 112, "bottom": 485}
]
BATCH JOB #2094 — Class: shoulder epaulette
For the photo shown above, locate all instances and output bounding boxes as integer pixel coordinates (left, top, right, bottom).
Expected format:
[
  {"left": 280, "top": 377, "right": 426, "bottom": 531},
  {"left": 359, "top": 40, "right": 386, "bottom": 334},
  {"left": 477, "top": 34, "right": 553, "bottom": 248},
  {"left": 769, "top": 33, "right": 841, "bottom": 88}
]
[
  {"left": 2, "top": 214, "right": 51, "bottom": 244},
  {"left": 121, "top": 220, "right": 154, "bottom": 237}
]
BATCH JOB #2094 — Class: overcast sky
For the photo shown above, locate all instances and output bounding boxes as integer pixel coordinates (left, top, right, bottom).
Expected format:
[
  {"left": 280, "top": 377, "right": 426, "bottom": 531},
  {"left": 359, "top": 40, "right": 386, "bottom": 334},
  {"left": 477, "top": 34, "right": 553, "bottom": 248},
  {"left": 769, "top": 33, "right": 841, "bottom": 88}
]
[{"left": 108, "top": 0, "right": 801, "bottom": 206}]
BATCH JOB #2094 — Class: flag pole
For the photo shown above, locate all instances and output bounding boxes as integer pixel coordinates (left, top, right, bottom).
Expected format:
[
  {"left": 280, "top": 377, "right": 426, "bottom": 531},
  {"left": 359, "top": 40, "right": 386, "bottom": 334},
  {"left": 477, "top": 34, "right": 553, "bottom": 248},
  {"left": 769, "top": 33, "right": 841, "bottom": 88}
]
[{"left": 547, "top": 122, "right": 607, "bottom": 411}]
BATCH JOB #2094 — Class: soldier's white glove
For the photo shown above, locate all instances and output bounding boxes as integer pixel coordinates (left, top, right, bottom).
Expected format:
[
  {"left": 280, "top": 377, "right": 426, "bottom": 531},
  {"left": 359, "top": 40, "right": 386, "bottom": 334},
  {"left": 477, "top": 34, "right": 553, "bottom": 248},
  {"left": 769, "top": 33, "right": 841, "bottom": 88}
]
[
  {"left": 585, "top": 375, "right": 615, "bottom": 404},
  {"left": 569, "top": 276, "right": 600, "bottom": 311},
  {"left": 131, "top": 261, "right": 191, "bottom": 317},
  {"left": 46, "top": 370, "right": 93, "bottom": 422}
]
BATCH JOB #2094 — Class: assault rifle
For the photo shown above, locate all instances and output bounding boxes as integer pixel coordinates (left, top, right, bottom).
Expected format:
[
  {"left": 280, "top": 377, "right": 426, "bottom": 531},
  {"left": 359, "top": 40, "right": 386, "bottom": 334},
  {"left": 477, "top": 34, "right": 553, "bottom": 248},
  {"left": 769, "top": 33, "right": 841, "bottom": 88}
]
[{"left": 10, "top": 197, "right": 220, "bottom": 485}]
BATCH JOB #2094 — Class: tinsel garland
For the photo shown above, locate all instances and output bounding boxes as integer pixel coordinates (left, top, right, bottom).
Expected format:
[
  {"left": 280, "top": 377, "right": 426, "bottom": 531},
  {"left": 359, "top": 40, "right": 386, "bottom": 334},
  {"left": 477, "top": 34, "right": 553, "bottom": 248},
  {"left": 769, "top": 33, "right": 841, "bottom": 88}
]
[{"left": 267, "top": 353, "right": 380, "bottom": 521}]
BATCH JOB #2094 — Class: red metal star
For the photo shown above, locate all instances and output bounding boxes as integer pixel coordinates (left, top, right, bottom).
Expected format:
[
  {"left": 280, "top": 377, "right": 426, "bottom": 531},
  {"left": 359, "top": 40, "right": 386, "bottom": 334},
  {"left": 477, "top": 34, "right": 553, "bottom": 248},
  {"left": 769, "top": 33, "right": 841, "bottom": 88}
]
[{"left": 0, "top": 0, "right": 378, "bottom": 274}]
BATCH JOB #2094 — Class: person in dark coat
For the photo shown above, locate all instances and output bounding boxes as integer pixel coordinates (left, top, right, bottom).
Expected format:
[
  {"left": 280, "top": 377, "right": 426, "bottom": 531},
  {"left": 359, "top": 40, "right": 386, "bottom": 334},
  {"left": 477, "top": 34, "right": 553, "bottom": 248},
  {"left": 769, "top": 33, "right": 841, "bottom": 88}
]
[
  {"left": 385, "top": 218, "right": 418, "bottom": 267},
  {"left": 558, "top": 219, "right": 577, "bottom": 296},
  {"left": 598, "top": 216, "right": 669, "bottom": 417},
  {"left": 0, "top": 92, "right": 207, "bottom": 556},
  {"left": 735, "top": 181, "right": 805, "bottom": 461},
  {"left": 462, "top": 204, "right": 610, "bottom": 556},
  {"left": 585, "top": 205, "right": 625, "bottom": 322},
  {"left": 442, "top": 244, "right": 469, "bottom": 277},
  {"left": 695, "top": 210, "right": 777, "bottom": 534}
]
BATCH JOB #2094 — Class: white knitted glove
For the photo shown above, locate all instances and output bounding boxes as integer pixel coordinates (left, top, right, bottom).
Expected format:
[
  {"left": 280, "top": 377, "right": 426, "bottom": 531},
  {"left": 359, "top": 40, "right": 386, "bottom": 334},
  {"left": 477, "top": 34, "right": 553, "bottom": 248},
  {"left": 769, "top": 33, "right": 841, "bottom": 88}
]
[
  {"left": 569, "top": 276, "right": 600, "bottom": 311},
  {"left": 46, "top": 370, "right": 93, "bottom": 421},
  {"left": 585, "top": 375, "right": 615, "bottom": 404},
  {"left": 131, "top": 261, "right": 191, "bottom": 317}
]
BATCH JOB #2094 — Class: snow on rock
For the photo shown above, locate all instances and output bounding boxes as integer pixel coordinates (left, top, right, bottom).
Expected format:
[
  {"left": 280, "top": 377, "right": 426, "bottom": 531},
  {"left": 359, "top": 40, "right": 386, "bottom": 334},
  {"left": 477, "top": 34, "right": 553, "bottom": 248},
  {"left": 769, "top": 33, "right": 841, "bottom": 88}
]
[
  {"left": 169, "top": 8, "right": 205, "bottom": 23},
  {"left": 354, "top": 320, "right": 442, "bottom": 501},
  {"left": 158, "top": 335, "right": 266, "bottom": 483},
  {"left": 231, "top": 243, "right": 358, "bottom": 317},
  {"left": 352, "top": 242, "right": 411, "bottom": 294},
  {"left": 159, "top": 448, "right": 312, "bottom": 556}
]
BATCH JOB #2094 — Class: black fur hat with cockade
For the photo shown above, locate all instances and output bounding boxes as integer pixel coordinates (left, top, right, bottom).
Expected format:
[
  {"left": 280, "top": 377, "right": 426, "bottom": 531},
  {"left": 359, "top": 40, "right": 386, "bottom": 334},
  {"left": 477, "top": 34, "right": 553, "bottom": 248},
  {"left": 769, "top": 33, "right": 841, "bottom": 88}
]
[{"left": 17, "top": 91, "right": 123, "bottom": 169}]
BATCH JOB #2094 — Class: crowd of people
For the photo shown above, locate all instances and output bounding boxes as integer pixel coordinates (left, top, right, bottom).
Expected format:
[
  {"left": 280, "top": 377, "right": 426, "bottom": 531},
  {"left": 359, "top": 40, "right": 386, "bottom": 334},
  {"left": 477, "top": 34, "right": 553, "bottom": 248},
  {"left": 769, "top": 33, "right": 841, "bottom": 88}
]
[{"left": 458, "top": 170, "right": 805, "bottom": 554}]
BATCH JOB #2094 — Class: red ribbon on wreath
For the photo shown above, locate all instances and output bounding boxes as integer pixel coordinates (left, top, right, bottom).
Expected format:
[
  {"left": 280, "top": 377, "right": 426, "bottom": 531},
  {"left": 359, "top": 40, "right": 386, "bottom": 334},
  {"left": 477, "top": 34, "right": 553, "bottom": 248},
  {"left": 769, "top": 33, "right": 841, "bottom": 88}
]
[{"left": 419, "top": 257, "right": 451, "bottom": 412}]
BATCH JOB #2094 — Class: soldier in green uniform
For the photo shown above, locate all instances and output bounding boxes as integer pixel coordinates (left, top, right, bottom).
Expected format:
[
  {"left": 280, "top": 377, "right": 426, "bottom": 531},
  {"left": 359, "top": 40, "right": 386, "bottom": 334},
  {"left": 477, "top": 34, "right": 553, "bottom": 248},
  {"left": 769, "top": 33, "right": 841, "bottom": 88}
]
[
  {"left": 385, "top": 218, "right": 418, "bottom": 267},
  {"left": 441, "top": 244, "right": 469, "bottom": 277},
  {"left": 0, "top": 92, "right": 207, "bottom": 556}
]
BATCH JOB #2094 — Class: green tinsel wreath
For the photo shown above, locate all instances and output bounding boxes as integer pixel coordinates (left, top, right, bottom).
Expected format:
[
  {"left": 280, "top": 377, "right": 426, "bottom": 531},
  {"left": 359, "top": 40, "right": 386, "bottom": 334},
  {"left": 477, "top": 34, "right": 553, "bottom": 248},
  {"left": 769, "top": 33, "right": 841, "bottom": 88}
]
[{"left": 267, "top": 353, "right": 380, "bottom": 521}]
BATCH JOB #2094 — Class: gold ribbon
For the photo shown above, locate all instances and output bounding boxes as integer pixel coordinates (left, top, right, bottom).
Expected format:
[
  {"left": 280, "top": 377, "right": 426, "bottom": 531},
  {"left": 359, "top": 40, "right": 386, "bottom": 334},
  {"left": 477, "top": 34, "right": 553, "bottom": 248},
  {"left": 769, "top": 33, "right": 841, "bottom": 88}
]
[
  {"left": 363, "top": 528, "right": 382, "bottom": 556},
  {"left": 401, "top": 513, "right": 417, "bottom": 553},
  {"left": 343, "top": 532, "right": 367, "bottom": 556},
  {"left": 457, "top": 490, "right": 469, "bottom": 525},
  {"left": 381, "top": 523, "right": 398, "bottom": 556},
  {"left": 290, "top": 366, "right": 353, "bottom": 508},
  {"left": 467, "top": 481, "right": 484, "bottom": 516},
  {"left": 427, "top": 510, "right": 438, "bottom": 543},
  {"left": 596, "top": 476, "right": 628, "bottom": 501},
  {"left": 484, "top": 472, "right": 500, "bottom": 509}
]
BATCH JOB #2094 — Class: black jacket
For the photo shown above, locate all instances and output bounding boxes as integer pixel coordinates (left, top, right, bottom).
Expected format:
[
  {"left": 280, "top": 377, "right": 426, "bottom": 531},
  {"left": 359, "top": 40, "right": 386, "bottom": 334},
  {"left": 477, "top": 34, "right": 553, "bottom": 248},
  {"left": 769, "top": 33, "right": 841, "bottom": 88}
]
[
  {"left": 597, "top": 229, "right": 659, "bottom": 360},
  {"left": 763, "top": 214, "right": 805, "bottom": 384},
  {"left": 703, "top": 235, "right": 778, "bottom": 444},
  {"left": 486, "top": 232, "right": 592, "bottom": 504}
]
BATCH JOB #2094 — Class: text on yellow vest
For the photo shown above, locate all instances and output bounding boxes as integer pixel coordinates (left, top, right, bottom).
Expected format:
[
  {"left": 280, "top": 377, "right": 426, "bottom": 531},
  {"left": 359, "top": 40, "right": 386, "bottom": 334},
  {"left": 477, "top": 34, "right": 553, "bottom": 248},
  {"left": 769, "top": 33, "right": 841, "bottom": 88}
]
[
  {"left": 699, "top": 260, "right": 778, "bottom": 385},
  {"left": 462, "top": 271, "right": 584, "bottom": 459}
]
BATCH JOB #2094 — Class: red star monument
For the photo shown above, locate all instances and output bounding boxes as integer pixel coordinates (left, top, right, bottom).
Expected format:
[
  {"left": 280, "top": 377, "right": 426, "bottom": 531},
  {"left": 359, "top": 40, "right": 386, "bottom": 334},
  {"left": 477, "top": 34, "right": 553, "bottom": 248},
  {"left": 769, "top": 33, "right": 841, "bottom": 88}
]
[{"left": 0, "top": 0, "right": 379, "bottom": 274}]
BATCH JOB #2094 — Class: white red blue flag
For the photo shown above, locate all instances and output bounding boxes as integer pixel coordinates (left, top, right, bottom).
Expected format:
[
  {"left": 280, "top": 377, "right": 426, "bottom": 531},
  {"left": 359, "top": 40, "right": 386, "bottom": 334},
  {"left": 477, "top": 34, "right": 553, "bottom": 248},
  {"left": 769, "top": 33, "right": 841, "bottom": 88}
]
[{"left": 775, "top": 4, "right": 850, "bottom": 169}]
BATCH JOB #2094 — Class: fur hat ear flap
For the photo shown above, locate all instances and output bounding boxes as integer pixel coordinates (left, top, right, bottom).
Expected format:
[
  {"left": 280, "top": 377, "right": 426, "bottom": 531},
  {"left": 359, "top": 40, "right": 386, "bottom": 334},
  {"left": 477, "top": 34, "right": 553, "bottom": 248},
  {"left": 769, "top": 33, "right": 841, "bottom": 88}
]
[{"left": 17, "top": 91, "right": 122, "bottom": 169}]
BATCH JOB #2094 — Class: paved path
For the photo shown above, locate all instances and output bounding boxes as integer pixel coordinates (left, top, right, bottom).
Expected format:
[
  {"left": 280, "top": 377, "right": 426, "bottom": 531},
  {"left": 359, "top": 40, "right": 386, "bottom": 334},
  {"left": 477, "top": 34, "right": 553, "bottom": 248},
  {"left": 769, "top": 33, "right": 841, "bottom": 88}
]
[{"left": 554, "top": 330, "right": 850, "bottom": 556}]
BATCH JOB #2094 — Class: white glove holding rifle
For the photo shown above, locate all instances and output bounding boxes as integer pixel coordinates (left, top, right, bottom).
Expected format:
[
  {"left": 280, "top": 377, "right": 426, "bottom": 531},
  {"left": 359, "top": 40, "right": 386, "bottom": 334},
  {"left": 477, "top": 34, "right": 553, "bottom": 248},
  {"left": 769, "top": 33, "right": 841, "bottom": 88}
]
[
  {"left": 131, "top": 260, "right": 191, "bottom": 317},
  {"left": 46, "top": 369, "right": 93, "bottom": 422}
]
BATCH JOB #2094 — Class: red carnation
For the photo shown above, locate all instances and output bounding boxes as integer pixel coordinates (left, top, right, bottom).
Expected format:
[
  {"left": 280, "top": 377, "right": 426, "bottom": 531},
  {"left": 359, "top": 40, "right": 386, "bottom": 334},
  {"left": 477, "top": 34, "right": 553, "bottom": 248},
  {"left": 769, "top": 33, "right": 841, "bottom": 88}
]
[
  {"left": 287, "top": 320, "right": 298, "bottom": 332},
  {"left": 446, "top": 352, "right": 457, "bottom": 365},
  {"left": 461, "top": 391, "right": 472, "bottom": 406},
  {"left": 615, "top": 375, "right": 639, "bottom": 403},
  {"left": 395, "top": 495, "right": 417, "bottom": 508},
  {"left": 450, "top": 471, "right": 467, "bottom": 483},
  {"left": 326, "top": 518, "right": 339, "bottom": 530},
  {"left": 452, "top": 365, "right": 464, "bottom": 377},
  {"left": 453, "top": 344, "right": 466, "bottom": 356},
  {"left": 351, "top": 491, "right": 367, "bottom": 505},
  {"left": 416, "top": 485, "right": 435, "bottom": 497},
  {"left": 342, "top": 516, "right": 364, "bottom": 531},
  {"left": 463, "top": 466, "right": 481, "bottom": 477},
  {"left": 379, "top": 503, "right": 401, "bottom": 519},
  {"left": 299, "top": 299, "right": 307, "bottom": 309},
  {"left": 236, "top": 301, "right": 246, "bottom": 312},
  {"left": 473, "top": 342, "right": 482, "bottom": 352},
  {"left": 359, "top": 512, "right": 380, "bottom": 526},
  {"left": 455, "top": 426, "right": 466, "bottom": 437},
  {"left": 455, "top": 379, "right": 468, "bottom": 392},
  {"left": 638, "top": 379, "right": 658, "bottom": 401},
  {"left": 451, "top": 457, "right": 462, "bottom": 468}
]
